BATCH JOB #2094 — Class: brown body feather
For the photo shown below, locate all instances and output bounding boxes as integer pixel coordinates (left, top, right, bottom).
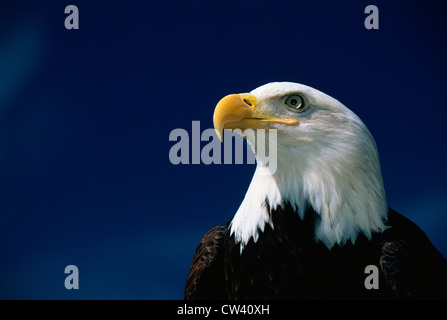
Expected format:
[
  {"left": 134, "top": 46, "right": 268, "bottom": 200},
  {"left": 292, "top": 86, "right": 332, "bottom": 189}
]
[{"left": 184, "top": 206, "right": 447, "bottom": 299}]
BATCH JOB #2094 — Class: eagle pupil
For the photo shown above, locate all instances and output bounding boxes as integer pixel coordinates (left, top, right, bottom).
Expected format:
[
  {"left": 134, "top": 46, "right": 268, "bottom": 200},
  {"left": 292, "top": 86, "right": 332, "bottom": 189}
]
[{"left": 291, "top": 99, "right": 297, "bottom": 106}]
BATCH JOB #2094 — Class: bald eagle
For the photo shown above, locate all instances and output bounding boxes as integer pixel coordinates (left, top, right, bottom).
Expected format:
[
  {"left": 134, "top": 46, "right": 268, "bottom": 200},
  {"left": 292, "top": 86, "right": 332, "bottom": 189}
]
[{"left": 184, "top": 82, "right": 447, "bottom": 299}]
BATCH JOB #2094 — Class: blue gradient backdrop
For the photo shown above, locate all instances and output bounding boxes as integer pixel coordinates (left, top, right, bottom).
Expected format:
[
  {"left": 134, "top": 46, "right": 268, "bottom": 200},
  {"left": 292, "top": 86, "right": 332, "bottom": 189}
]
[{"left": 0, "top": 0, "right": 446, "bottom": 299}]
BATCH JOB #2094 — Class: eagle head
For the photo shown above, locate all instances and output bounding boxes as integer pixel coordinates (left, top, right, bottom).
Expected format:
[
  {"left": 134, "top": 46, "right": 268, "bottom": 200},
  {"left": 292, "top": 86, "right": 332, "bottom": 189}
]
[{"left": 213, "top": 82, "right": 388, "bottom": 250}]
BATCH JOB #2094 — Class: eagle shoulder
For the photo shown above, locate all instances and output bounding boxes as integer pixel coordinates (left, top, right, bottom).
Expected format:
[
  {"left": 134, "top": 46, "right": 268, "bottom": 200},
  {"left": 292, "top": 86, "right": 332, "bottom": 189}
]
[
  {"left": 379, "top": 208, "right": 447, "bottom": 298},
  {"left": 184, "top": 225, "right": 228, "bottom": 300}
]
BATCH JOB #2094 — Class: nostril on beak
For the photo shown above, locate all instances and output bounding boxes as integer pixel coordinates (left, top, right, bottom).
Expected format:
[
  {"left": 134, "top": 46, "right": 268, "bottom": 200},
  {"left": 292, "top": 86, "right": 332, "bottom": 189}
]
[{"left": 243, "top": 99, "right": 253, "bottom": 107}]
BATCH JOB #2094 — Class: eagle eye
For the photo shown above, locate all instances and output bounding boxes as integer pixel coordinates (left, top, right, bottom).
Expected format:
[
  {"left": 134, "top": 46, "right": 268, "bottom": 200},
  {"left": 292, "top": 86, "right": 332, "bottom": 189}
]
[{"left": 285, "top": 95, "right": 305, "bottom": 111}]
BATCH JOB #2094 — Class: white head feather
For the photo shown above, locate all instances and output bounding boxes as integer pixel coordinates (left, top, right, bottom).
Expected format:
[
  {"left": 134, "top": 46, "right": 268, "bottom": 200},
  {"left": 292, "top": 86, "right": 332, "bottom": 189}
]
[{"left": 229, "top": 82, "right": 388, "bottom": 250}]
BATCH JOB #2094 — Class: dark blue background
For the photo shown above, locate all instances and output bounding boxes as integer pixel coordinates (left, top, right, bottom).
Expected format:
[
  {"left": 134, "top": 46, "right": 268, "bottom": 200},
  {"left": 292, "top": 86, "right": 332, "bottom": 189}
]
[{"left": 0, "top": 0, "right": 446, "bottom": 299}]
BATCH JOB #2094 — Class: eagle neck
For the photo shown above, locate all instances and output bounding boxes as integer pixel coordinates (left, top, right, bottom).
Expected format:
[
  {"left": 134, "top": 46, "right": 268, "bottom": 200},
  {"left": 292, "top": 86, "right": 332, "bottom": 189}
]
[{"left": 230, "top": 145, "right": 389, "bottom": 251}]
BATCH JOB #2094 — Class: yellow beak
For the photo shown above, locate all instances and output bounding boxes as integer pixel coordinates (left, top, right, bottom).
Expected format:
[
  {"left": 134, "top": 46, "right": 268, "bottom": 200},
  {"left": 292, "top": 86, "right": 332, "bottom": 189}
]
[{"left": 213, "top": 93, "right": 298, "bottom": 141}]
